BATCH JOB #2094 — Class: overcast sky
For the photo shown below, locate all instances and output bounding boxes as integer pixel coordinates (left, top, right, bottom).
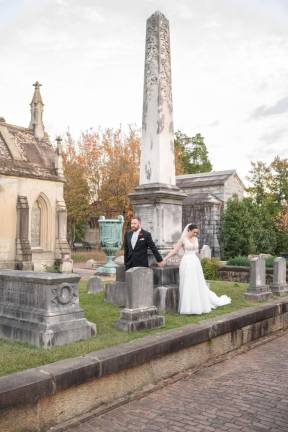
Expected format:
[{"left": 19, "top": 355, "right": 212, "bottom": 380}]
[{"left": 1, "top": 0, "right": 288, "bottom": 181}]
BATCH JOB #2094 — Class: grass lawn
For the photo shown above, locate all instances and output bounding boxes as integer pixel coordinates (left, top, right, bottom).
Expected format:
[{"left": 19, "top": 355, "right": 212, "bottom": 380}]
[{"left": 0, "top": 280, "right": 262, "bottom": 377}]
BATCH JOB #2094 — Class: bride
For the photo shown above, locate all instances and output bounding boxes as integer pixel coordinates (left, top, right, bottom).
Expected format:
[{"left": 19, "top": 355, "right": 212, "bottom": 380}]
[{"left": 162, "top": 224, "right": 231, "bottom": 315}]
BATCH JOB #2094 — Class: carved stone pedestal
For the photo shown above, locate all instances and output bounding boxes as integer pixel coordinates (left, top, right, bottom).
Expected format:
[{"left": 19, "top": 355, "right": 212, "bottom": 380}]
[
  {"left": 129, "top": 183, "right": 186, "bottom": 257},
  {"left": 0, "top": 271, "right": 96, "bottom": 348}
]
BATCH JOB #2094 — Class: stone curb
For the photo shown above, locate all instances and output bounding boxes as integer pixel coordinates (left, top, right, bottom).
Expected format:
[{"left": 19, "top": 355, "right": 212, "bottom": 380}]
[{"left": 0, "top": 299, "right": 287, "bottom": 411}]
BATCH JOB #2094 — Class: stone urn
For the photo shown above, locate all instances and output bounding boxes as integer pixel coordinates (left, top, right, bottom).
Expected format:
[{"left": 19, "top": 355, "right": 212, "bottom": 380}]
[{"left": 96, "top": 215, "right": 124, "bottom": 275}]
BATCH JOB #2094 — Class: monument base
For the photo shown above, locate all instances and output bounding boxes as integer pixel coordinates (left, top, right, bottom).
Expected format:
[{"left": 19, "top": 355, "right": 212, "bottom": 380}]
[
  {"left": 154, "top": 284, "right": 179, "bottom": 313},
  {"left": 245, "top": 287, "right": 273, "bottom": 301},
  {"left": 115, "top": 306, "right": 165, "bottom": 332},
  {"left": 0, "top": 314, "right": 96, "bottom": 348},
  {"left": 96, "top": 257, "right": 117, "bottom": 275},
  {"left": 270, "top": 284, "right": 288, "bottom": 297},
  {"left": 129, "top": 183, "right": 186, "bottom": 253},
  {"left": 0, "top": 271, "right": 96, "bottom": 348}
]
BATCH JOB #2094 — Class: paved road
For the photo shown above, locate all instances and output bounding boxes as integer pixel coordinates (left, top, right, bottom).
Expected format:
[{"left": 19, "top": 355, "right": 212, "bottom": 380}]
[{"left": 65, "top": 332, "right": 288, "bottom": 432}]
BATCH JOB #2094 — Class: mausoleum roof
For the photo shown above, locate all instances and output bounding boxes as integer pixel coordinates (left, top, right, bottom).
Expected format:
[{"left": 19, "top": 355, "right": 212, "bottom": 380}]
[
  {"left": 183, "top": 192, "right": 223, "bottom": 205},
  {"left": 176, "top": 170, "right": 245, "bottom": 190},
  {"left": 0, "top": 120, "right": 61, "bottom": 182}
]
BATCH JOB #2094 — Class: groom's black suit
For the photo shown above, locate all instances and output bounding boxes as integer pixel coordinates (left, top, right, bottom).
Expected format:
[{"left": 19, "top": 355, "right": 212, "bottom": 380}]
[{"left": 124, "top": 228, "right": 163, "bottom": 270}]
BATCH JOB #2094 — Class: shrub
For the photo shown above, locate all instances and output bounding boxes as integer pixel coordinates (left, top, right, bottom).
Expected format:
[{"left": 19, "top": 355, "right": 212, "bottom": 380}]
[
  {"left": 201, "top": 258, "right": 220, "bottom": 280},
  {"left": 220, "top": 196, "right": 278, "bottom": 259},
  {"left": 227, "top": 255, "right": 275, "bottom": 267},
  {"left": 227, "top": 256, "right": 250, "bottom": 267},
  {"left": 265, "top": 256, "right": 274, "bottom": 268},
  {"left": 44, "top": 262, "right": 60, "bottom": 273}
]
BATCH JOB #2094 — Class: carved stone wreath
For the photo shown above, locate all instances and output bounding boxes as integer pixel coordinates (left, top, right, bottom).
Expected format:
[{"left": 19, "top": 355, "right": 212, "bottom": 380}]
[{"left": 51, "top": 283, "right": 77, "bottom": 305}]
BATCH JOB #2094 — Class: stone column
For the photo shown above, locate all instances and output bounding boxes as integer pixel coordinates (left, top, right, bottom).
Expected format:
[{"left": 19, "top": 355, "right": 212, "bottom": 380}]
[
  {"left": 129, "top": 11, "right": 186, "bottom": 255},
  {"left": 116, "top": 267, "right": 165, "bottom": 331},
  {"left": 55, "top": 200, "right": 73, "bottom": 272},
  {"left": 15, "top": 196, "right": 33, "bottom": 270},
  {"left": 245, "top": 256, "right": 272, "bottom": 301},
  {"left": 270, "top": 257, "right": 288, "bottom": 296}
]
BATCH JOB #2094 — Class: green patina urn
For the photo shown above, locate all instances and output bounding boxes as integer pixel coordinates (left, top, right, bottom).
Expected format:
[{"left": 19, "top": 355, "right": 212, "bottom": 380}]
[{"left": 96, "top": 215, "right": 124, "bottom": 274}]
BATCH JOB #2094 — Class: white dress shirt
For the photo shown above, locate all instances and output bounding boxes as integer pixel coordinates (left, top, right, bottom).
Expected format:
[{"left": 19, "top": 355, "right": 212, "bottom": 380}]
[{"left": 131, "top": 228, "right": 141, "bottom": 249}]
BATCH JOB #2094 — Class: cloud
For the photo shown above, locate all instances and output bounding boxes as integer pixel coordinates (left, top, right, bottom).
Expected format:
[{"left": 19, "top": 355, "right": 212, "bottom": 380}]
[
  {"left": 207, "top": 120, "right": 220, "bottom": 127},
  {"left": 260, "top": 128, "right": 288, "bottom": 145},
  {"left": 250, "top": 96, "right": 288, "bottom": 119},
  {"left": 246, "top": 127, "right": 288, "bottom": 161}
]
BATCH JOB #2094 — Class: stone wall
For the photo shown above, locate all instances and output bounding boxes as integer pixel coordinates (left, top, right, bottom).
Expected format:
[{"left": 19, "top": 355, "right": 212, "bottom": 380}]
[
  {"left": 218, "top": 265, "right": 288, "bottom": 284},
  {"left": 0, "top": 300, "right": 287, "bottom": 432}
]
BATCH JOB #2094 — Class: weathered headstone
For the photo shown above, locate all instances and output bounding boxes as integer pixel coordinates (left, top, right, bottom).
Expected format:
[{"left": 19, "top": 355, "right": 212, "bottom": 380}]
[
  {"left": 105, "top": 264, "right": 127, "bottom": 306},
  {"left": 0, "top": 270, "right": 96, "bottom": 348},
  {"left": 106, "top": 263, "right": 180, "bottom": 312},
  {"left": 270, "top": 257, "right": 288, "bottom": 296},
  {"left": 200, "top": 245, "right": 212, "bottom": 259},
  {"left": 86, "top": 259, "right": 97, "bottom": 268},
  {"left": 59, "top": 253, "right": 73, "bottom": 273},
  {"left": 116, "top": 267, "right": 165, "bottom": 331},
  {"left": 245, "top": 256, "right": 272, "bottom": 301},
  {"left": 129, "top": 11, "right": 186, "bottom": 255},
  {"left": 87, "top": 276, "right": 103, "bottom": 293}
]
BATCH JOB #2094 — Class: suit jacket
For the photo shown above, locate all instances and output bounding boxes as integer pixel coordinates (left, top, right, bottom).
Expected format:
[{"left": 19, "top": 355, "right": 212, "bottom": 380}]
[{"left": 124, "top": 228, "right": 163, "bottom": 270}]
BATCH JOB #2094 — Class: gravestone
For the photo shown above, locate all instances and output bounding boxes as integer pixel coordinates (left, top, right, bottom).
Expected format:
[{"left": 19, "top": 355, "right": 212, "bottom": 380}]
[
  {"left": 0, "top": 270, "right": 96, "bottom": 348},
  {"left": 270, "top": 257, "right": 288, "bottom": 296},
  {"left": 245, "top": 256, "right": 272, "bottom": 301},
  {"left": 105, "top": 263, "right": 180, "bottom": 312},
  {"left": 116, "top": 267, "right": 165, "bottom": 331},
  {"left": 200, "top": 245, "right": 212, "bottom": 259},
  {"left": 105, "top": 264, "right": 127, "bottom": 306},
  {"left": 87, "top": 276, "right": 103, "bottom": 293}
]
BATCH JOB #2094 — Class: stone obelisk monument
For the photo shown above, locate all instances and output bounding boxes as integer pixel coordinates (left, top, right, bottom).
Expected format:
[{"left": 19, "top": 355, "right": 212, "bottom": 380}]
[{"left": 129, "top": 11, "right": 186, "bottom": 254}]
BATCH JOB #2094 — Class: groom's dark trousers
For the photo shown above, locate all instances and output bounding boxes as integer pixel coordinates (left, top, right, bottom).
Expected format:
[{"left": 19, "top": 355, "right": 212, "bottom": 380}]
[{"left": 124, "top": 228, "right": 163, "bottom": 270}]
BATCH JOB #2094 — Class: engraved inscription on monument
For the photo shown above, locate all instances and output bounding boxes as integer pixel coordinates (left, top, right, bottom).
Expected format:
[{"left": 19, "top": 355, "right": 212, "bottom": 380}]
[{"left": 139, "top": 206, "right": 154, "bottom": 232}]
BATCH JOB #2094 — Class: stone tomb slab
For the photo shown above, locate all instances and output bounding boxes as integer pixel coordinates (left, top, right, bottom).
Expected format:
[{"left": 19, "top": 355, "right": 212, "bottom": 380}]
[{"left": 0, "top": 270, "right": 96, "bottom": 348}]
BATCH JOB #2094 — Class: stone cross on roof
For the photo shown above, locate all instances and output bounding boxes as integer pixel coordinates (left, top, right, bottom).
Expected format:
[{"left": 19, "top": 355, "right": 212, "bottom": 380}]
[
  {"left": 29, "top": 81, "right": 45, "bottom": 139},
  {"left": 31, "top": 81, "right": 44, "bottom": 105}
]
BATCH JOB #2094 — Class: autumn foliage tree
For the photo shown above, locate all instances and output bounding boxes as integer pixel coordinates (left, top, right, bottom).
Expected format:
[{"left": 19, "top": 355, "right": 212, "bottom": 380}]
[
  {"left": 96, "top": 127, "right": 140, "bottom": 219},
  {"left": 63, "top": 133, "right": 91, "bottom": 243},
  {"left": 63, "top": 126, "right": 140, "bottom": 242}
]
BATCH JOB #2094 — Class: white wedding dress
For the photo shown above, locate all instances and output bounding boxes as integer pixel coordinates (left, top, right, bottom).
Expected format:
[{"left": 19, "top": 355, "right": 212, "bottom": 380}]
[{"left": 178, "top": 238, "right": 231, "bottom": 315}]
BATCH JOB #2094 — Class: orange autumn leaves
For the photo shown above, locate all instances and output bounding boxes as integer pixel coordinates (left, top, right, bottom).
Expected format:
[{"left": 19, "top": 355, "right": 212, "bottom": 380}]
[{"left": 63, "top": 126, "right": 141, "bottom": 237}]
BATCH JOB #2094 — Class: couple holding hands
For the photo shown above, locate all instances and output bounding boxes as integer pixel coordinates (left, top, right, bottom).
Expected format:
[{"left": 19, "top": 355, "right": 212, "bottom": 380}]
[{"left": 124, "top": 216, "right": 230, "bottom": 315}]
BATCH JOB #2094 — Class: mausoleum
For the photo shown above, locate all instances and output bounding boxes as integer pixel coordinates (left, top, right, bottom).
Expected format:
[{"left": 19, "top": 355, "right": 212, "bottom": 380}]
[
  {"left": 176, "top": 170, "right": 245, "bottom": 257},
  {"left": 0, "top": 82, "right": 71, "bottom": 271}
]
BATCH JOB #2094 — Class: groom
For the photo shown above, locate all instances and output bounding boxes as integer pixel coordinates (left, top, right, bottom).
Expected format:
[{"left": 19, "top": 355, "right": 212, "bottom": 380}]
[{"left": 124, "top": 216, "right": 164, "bottom": 270}]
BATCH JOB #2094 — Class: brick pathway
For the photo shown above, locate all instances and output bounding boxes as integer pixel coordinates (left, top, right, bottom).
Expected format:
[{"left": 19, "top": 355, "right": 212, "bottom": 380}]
[{"left": 65, "top": 332, "right": 288, "bottom": 432}]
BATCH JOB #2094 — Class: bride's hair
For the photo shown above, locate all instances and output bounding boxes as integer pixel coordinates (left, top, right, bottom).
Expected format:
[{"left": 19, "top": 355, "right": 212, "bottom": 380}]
[{"left": 187, "top": 224, "right": 198, "bottom": 231}]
